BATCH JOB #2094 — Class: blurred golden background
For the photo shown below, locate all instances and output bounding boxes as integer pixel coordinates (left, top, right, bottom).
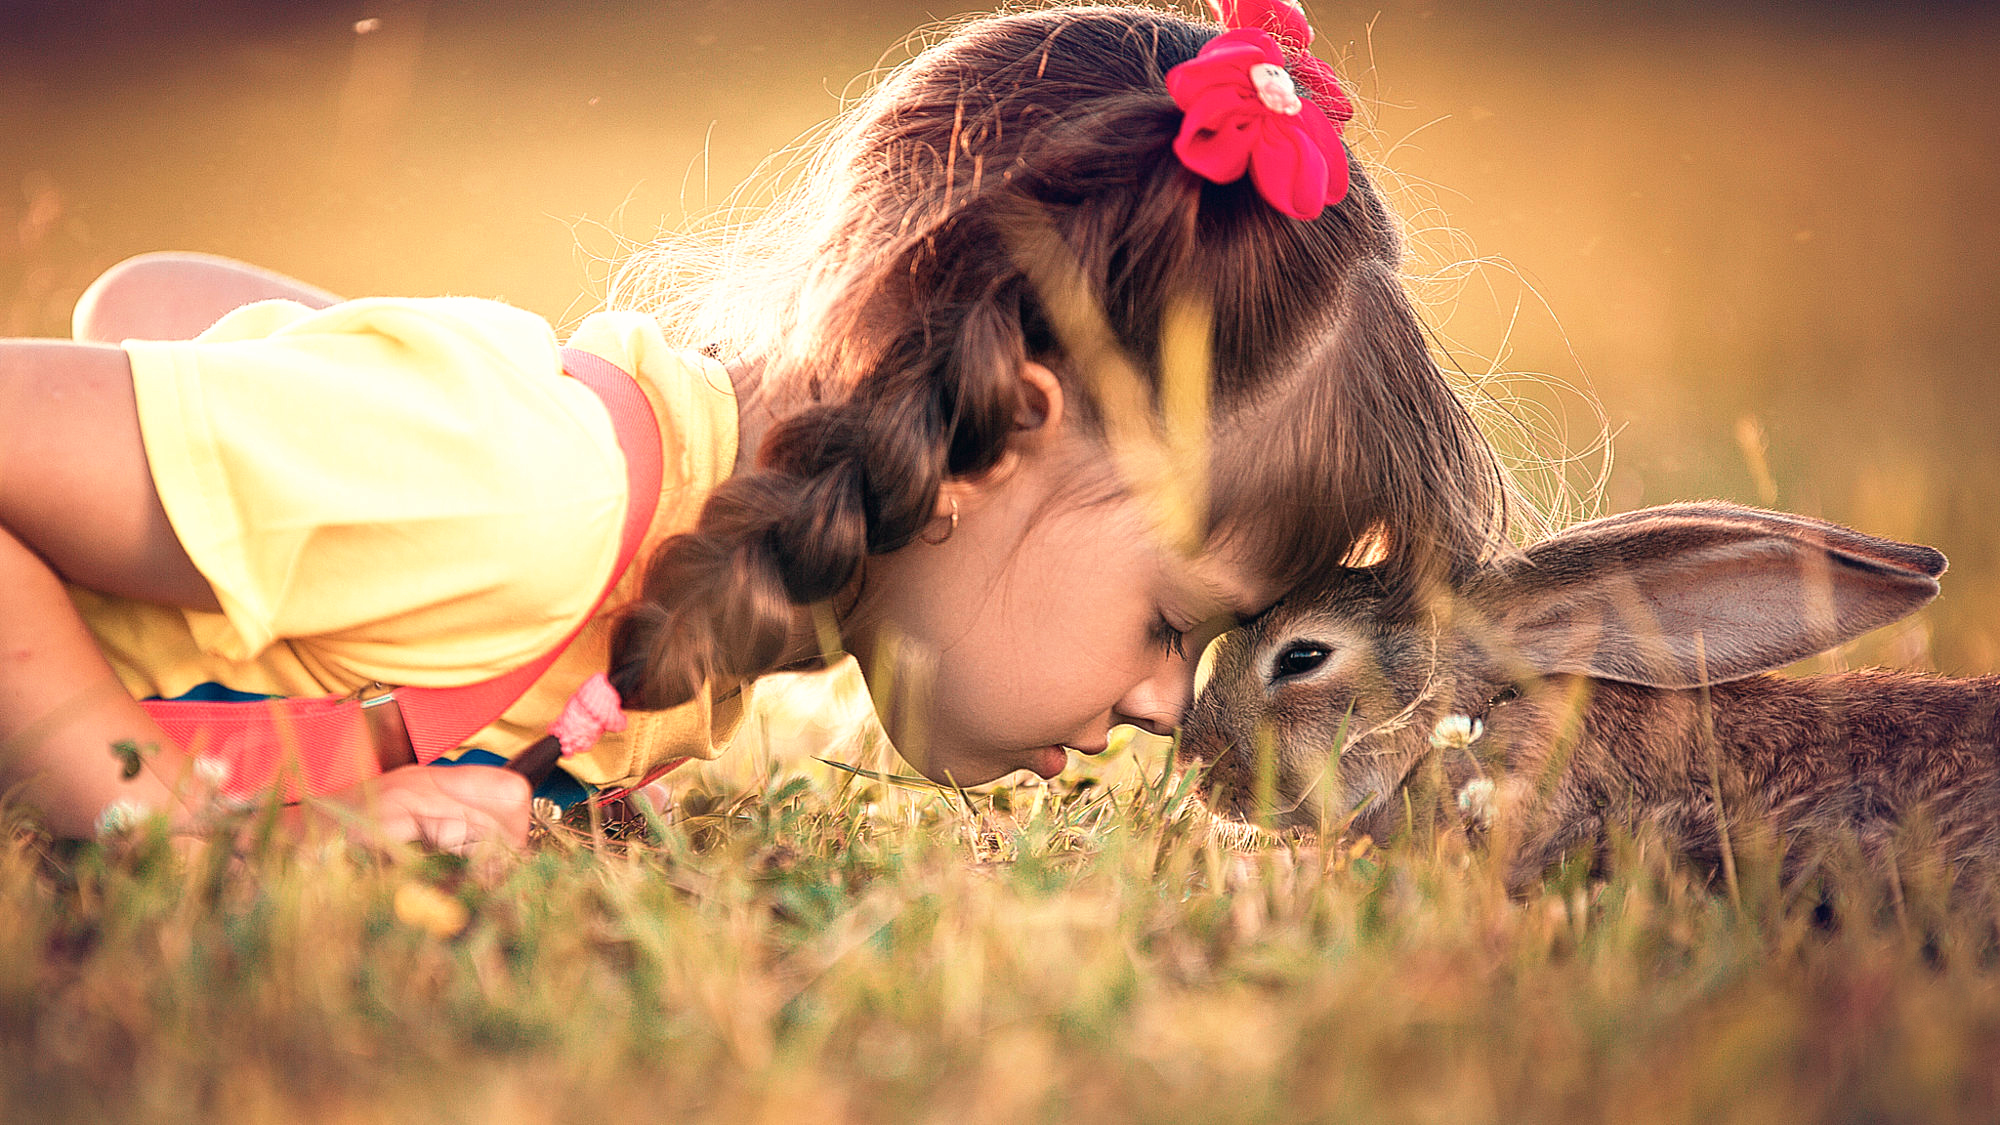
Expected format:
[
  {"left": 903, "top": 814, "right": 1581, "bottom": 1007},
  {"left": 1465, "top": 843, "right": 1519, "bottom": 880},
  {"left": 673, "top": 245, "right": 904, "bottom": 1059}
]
[{"left": 4, "top": 0, "right": 1997, "bottom": 684}]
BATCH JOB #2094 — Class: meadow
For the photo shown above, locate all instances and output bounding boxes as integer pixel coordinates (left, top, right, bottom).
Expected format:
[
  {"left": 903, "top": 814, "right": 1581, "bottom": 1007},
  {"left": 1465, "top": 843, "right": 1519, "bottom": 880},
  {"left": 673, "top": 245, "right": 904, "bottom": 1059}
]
[
  {"left": 4, "top": 1, "right": 2000, "bottom": 1120},
  {"left": 11, "top": 735, "right": 2000, "bottom": 1124}
]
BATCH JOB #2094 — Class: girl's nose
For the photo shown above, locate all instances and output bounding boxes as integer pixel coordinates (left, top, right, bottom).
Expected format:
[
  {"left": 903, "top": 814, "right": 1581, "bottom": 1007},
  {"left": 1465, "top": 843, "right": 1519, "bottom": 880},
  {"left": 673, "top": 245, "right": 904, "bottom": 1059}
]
[
  {"left": 1113, "top": 708, "right": 1176, "bottom": 738},
  {"left": 1112, "top": 653, "right": 1198, "bottom": 736}
]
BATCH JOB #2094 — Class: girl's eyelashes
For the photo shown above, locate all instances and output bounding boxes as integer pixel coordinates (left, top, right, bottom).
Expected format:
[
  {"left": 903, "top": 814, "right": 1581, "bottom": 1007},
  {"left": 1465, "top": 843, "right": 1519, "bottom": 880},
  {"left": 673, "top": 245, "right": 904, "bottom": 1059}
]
[{"left": 1151, "top": 612, "right": 1190, "bottom": 660}]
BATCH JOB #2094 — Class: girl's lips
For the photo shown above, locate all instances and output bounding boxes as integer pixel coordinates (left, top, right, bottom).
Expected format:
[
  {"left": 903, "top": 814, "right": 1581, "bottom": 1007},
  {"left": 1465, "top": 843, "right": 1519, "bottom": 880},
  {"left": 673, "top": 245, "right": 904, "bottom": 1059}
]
[{"left": 1026, "top": 745, "right": 1069, "bottom": 778}]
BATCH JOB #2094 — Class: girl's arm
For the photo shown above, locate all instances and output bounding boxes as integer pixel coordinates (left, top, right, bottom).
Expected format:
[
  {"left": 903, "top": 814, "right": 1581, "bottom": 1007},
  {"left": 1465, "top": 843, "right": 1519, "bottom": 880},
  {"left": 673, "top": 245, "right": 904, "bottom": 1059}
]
[
  {"left": 72, "top": 251, "right": 342, "bottom": 343},
  {"left": 0, "top": 339, "right": 529, "bottom": 846}
]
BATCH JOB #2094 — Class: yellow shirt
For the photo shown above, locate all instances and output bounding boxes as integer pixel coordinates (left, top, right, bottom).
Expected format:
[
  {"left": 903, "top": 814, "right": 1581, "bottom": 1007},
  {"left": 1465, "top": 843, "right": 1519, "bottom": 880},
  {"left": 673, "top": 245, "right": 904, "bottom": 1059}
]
[{"left": 77, "top": 296, "right": 748, "bottom": 788}]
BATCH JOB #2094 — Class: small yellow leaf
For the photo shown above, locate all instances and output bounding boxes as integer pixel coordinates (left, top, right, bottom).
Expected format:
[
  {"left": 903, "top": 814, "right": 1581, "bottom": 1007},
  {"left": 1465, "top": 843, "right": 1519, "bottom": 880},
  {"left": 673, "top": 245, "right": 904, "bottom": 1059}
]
[{"left": 393, "top": 882, "right": 469, "bottom": 939}]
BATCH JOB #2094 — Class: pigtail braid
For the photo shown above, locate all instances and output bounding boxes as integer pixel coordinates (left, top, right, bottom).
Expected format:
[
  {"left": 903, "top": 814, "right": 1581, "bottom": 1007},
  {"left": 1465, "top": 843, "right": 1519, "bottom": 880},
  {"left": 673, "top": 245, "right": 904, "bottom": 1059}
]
[{"left": 613, "top": 282, "right": 1031, "bottom": 711}]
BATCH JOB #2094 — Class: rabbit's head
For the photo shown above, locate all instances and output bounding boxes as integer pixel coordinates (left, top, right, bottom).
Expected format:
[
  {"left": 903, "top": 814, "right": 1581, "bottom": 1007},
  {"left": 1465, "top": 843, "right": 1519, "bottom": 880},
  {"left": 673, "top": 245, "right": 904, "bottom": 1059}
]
[{"left": 1180, "top": 503, "right": 1948, "bottom": 836}]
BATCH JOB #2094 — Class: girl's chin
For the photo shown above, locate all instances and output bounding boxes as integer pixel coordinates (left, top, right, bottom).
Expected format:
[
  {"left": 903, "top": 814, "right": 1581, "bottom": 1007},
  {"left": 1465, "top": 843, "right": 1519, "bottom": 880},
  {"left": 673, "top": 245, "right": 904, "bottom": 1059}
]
[{"left": 903, "top": 745, "right": 1069, "bottom": 786}]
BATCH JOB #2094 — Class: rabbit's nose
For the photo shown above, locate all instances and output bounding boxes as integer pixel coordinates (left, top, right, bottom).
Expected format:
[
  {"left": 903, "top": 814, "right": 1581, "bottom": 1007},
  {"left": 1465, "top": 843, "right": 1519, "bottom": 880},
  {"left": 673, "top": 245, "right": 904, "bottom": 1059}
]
[
  {"left": 1174, "top": 723, "right": 1222, "bottom": 764},
  {"left": 1174, "top": 740, "right": 1215, "bottom": 769}
]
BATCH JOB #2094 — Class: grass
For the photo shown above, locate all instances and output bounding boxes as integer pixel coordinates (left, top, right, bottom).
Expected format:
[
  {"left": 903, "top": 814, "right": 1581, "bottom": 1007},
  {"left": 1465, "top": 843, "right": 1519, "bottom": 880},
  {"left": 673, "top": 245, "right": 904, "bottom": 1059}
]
[
  {"left": 6, "top": 730, "right": 2000, "bottom": 1124},
  {"left": 2, "top": 7, "right": 1995, "bottom": 1121}
]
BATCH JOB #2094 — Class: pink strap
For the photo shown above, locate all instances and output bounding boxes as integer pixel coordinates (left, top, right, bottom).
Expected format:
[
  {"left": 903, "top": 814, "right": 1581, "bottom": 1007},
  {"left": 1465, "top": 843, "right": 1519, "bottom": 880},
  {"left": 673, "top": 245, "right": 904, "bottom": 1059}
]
[
  {"left": 396, "top": 348, "right": 663, "bottom": 763},
  {"left": 141, "top": 347, "right": 664, "bottom": 799}
]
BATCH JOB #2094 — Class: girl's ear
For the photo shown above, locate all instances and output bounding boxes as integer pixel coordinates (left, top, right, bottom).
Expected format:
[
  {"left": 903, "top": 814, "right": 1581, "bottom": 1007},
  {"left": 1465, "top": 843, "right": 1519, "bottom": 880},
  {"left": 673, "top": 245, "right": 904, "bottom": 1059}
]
[
  {"left": 1014, "top": 361, "right": 1065, "bottom": 433},
  {"left": 1468, "top": 503, "right": 1946, "bottom": 689},
  {"left": 944, "top": 362, "right": 1067, "bottom": 507}
]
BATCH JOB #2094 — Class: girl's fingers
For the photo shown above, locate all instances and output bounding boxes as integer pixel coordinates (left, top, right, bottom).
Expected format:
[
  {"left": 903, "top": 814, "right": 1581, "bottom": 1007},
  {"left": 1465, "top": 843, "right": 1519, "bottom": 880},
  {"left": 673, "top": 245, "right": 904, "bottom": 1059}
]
[
  {"left": 408, "top": 765, "right": 533, "bottom": 850},
  {"left": 322, "top": 764, "right": 533, "bottom": 854}
]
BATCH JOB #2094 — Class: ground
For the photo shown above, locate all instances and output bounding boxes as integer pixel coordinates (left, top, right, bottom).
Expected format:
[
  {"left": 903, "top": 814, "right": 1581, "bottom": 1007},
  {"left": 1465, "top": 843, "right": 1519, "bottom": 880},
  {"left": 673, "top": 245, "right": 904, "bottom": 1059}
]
[{"left": 7, "top": 728, "right": 2000, "bottom": 1124}]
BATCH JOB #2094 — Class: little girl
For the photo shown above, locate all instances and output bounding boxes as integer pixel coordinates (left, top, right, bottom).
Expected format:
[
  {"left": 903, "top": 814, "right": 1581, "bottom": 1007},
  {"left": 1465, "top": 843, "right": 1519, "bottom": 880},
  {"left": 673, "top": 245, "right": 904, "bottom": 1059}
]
[{"left": 0, "top": 1, "right": 1514, "bottom": 849}]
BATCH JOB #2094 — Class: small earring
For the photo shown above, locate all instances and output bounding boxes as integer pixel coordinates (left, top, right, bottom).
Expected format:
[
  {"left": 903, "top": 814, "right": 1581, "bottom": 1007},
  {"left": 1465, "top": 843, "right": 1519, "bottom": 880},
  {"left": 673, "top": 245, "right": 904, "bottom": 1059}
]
[{"left": 921, "top": 497, "right": 959, "bottom": 545}]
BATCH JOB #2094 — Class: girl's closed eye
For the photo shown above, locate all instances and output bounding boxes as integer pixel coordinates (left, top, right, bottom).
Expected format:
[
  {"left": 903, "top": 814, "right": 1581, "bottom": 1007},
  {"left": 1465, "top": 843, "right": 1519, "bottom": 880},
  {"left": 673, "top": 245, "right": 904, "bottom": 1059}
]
[{"left": 1151, "top": 613, "right": 1190, "bottom": 659}]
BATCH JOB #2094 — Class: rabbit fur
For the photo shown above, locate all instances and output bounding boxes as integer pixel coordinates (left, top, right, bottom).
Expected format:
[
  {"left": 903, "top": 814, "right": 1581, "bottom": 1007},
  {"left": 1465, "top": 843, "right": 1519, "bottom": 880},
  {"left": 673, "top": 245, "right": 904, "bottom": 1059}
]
[{"left": 1179, "top": 502, "right": 2000, "bottom": 893}]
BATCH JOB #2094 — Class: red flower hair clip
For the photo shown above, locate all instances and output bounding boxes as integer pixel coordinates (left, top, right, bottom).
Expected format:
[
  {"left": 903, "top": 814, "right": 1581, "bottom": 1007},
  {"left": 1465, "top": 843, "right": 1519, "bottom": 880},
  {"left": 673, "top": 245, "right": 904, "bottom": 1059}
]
[
  {"left": 1166, "top": 0, "right": 1354, "bottom": 221},
  {"left": 1207, "top": 0, "right": 1353, "bottom": 121}
]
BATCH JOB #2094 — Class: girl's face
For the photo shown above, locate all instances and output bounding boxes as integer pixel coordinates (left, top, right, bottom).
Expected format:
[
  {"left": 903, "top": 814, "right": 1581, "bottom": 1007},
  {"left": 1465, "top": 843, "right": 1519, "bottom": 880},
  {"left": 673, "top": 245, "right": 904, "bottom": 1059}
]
[{"left": 844, "top": 366, "right": 1275, "bottom": 786}]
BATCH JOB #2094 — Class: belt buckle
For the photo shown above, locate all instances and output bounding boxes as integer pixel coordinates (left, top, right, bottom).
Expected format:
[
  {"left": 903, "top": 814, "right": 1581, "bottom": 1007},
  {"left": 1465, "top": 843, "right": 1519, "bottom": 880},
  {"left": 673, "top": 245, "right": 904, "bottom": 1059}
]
[{"left": 351, "top": 683, "right": 416, "bottom": 770}]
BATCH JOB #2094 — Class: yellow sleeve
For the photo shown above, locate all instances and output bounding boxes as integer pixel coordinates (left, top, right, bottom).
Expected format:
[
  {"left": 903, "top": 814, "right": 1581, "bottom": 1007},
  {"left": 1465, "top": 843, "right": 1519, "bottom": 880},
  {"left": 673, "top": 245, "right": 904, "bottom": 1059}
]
[{"left": 120, "top": 296, "right": 627, "bottom": 688}]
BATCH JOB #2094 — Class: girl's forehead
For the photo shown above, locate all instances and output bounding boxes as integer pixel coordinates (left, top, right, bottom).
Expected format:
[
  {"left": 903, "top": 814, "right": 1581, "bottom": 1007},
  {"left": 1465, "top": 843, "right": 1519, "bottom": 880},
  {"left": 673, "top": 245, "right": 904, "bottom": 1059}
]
[
  {"left": 1178, "top": 539, "right": 1284, "bottom": 622},
  {"left": 1044, "top": 454, "right": 1279, "bottom": 617}
]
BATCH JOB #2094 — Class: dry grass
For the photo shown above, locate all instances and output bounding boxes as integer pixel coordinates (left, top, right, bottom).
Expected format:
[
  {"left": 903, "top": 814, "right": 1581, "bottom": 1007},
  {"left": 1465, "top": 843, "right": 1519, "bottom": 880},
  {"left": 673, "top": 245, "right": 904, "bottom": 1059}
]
[
  {"left": 7, "top": 728, "right": 2000, "bottom": 1124},
  {"left": 4, "top": 5, "right": 1999, "bottom": 1121}
]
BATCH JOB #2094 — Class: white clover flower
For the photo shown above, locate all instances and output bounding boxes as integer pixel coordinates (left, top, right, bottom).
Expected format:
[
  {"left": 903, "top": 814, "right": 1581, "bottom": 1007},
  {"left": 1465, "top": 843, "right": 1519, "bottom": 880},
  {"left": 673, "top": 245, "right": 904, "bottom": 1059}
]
[
  {"left": 1456, "top": 777, "right": 1497, "bottom": 829},
  {"left": 1428, "top": 714, "right": 1485, "bottom": 751},
  {"left": 94, "top": 798, "right": 153, "bottom": 839},
  {"left": 192, "top": 756, "right": 231, "bottom": 790}
]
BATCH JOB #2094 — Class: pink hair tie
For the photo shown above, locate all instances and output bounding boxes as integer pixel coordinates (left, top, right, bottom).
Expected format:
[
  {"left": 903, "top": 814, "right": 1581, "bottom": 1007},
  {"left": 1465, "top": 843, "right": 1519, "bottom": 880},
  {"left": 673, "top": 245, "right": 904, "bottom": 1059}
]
[
  {"left": 549, "top": 672, "right": 628, "bottom": 758},
  {"left": 1172, "top": 0, "right": 1353, "bottom": 220}
]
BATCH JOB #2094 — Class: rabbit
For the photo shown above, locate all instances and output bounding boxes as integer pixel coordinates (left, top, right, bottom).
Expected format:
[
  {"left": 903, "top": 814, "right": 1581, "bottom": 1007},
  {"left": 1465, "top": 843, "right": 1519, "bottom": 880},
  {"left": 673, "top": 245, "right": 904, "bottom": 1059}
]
[{"left": 1179, "top": 502, "right": 2000, "bottom": 894}]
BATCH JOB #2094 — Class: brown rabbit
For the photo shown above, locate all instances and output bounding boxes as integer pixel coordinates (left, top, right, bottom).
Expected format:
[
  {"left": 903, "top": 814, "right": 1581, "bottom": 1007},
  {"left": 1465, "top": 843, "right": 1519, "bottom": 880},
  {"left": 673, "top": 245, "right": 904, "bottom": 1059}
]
[{"left": 1179, "top": 502, "right": 2000, "bottom": 894}]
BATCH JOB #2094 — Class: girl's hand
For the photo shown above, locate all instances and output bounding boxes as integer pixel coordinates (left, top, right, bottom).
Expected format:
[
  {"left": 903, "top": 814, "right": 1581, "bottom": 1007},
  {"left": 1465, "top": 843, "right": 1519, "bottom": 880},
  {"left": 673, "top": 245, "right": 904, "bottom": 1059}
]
[{"left": 305, "top": 764, "right": 533, "bottom": 854}]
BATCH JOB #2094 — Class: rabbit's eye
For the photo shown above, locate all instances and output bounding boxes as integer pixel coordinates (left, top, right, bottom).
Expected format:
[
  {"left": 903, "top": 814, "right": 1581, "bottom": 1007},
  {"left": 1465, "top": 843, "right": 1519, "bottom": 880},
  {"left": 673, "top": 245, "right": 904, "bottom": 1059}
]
[{"left": 1271, "top": 643, "right": 1331, "bottom": 681}]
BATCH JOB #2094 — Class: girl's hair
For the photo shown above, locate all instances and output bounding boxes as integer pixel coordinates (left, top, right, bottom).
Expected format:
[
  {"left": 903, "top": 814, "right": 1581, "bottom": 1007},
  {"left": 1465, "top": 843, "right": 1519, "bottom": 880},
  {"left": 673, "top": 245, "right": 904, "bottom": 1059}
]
[{"left": 606, "top": 3, "right": 1516, "bottom": 710}]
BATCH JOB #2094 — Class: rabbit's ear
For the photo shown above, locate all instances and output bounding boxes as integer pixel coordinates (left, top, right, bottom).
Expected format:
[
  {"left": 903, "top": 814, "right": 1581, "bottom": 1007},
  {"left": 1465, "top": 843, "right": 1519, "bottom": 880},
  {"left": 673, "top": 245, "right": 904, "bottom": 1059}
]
[{"left": 1469, "top": 503, "right": 1946, "bottom": 689}]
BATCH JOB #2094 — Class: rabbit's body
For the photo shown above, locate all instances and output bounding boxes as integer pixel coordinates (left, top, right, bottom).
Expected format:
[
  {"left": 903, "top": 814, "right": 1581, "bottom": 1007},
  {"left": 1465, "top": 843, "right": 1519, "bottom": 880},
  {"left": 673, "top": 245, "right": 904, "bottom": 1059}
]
[
  {"left": 1180, "top": 503, "right": 2000, "bottom": 891},
  {"left": 1483, "top": 671, "right": 2000, "bottom": 884}
]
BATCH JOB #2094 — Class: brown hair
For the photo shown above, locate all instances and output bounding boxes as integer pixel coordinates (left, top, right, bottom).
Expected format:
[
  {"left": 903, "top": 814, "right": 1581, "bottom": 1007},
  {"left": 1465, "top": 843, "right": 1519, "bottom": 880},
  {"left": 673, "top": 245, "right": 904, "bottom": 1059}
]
[{"left": 606, "top": 4, "right": 1517, "bottom": 710}]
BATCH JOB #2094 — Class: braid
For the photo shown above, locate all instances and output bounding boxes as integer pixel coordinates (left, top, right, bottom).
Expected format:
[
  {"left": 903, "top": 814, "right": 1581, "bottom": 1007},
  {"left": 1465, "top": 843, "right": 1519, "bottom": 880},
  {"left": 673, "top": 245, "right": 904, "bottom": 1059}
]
[
  {"left": 612, "top": 283, "right": 1030, "bottom": 711},
  {"left": 607, "top": 475, "right": 796, "bottom": 709}
]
